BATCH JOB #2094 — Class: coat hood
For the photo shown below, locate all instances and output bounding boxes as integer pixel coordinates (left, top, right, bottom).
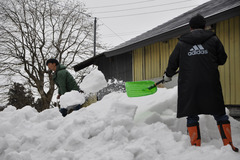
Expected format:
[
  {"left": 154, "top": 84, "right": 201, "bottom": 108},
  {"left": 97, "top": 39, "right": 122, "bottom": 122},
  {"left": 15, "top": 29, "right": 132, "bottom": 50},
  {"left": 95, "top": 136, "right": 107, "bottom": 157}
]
[
  {"left": 53, "top": 64, "right": 66, "bottom": 78},
  {"left": 56, "top": 64, "right": 66, "bottom": 71},
  {"left": 179, "top": 29, "right": 215, "bottom": 45}
]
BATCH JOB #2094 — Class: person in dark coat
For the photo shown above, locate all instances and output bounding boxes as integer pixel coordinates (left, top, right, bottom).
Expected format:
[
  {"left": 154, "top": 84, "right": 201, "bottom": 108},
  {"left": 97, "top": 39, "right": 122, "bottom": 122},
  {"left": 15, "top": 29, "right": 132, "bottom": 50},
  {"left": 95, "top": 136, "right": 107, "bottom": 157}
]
[
  {"left": 46, "top": 58, "right": 82, "bottom": 117},
  {"left": 163, "top": 14, "right": 238, "bottom": 152}
]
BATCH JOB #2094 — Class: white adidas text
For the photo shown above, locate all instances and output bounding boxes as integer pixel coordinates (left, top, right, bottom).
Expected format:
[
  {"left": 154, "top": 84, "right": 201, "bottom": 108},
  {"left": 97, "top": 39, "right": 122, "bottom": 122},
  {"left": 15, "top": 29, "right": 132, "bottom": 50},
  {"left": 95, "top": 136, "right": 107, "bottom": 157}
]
[{"left": 188, "top": 44, "right": 208, "bottom": 56}]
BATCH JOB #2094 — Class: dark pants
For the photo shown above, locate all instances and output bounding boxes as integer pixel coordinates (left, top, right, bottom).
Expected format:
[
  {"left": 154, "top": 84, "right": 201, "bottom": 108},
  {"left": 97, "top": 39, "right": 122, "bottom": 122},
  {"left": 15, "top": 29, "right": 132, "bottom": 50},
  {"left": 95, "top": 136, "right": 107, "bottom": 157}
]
[
  {"left": 59, "top": 104, "right": 82, "bottom": 117},
  {"left": 187, "top": 114, "right": 229, "bottom": 126}
]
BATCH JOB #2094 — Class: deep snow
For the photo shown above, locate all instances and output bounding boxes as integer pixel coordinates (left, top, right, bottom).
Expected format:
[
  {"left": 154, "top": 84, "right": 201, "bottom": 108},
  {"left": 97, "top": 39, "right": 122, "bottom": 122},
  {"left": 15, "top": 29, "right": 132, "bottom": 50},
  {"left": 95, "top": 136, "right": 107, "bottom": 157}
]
[{"left": 0, "top": 69, "right": 239, "bottom": 160}]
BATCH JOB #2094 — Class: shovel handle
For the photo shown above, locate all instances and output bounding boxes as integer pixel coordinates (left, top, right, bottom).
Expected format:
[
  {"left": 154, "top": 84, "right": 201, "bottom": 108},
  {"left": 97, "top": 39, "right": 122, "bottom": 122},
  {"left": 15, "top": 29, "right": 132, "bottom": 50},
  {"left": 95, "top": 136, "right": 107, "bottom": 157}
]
[
  {"left": 147, "top": 71, "right": 179, "bottom": 90},
  {"left": 147, "top": 80, "right": 164, "bottom": 90}
]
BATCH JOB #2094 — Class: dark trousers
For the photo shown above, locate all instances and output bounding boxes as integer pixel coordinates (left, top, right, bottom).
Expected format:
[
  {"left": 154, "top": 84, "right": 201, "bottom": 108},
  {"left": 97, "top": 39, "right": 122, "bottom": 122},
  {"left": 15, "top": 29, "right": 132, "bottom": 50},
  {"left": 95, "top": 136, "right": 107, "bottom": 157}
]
[
  {"left": 187, "top": 114, "right": 229, "bottom": 126},
  {"left": 59, "top": 104, "right": 82, "bottom": 117}
]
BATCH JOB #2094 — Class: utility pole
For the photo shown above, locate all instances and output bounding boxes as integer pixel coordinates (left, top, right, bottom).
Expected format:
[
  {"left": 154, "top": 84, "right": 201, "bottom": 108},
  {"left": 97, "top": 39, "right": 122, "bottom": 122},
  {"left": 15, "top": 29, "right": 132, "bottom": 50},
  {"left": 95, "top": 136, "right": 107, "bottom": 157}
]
[{"left": 93, "top": 17, "right": 97, "bottom": 57}]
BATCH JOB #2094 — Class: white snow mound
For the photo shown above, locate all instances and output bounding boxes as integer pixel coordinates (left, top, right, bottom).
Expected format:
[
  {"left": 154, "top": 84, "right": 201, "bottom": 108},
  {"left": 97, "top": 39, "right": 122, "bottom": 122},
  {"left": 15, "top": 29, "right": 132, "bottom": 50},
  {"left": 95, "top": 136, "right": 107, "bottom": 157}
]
[
  {"left": 80, "top": 69, "right": 107, "bottom": 94},
  {"left": 0, "top": 87, "right": 240, "bottom": 160},
  {"left": 59, "top": 90, "right": 85, "bottom": 108}
]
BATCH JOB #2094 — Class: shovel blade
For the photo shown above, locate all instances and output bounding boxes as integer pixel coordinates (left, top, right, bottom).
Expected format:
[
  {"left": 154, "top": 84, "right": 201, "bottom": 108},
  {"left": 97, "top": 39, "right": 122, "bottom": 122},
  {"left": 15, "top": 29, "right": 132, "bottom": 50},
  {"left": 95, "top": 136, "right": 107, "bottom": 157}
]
[{"left": 125, "top": 81, "right": 157, "bottom": 97}]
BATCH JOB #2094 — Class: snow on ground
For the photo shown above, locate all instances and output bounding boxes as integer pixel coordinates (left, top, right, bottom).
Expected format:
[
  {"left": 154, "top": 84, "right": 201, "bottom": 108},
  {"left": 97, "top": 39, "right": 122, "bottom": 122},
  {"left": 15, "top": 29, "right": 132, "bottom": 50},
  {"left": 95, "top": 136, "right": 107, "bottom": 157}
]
[{"left": 0, "top": 70, "right": 240, "bottom": 160}]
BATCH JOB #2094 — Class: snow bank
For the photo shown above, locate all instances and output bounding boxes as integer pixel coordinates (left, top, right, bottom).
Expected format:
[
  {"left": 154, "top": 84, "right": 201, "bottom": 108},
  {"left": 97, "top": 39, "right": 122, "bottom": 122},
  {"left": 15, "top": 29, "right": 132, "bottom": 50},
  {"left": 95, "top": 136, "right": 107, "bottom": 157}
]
[
  {"left": 80, "top": 69, "right": 107, "bottom": 94},
  {"left": 0, "top": 87, "right": 240, "bottom": 160},
  {"left": 59, "top": 69, "right": 107, "bottom": 108},
  {"left": 59, "top": 91, "right": 85, "bottom": 108}
]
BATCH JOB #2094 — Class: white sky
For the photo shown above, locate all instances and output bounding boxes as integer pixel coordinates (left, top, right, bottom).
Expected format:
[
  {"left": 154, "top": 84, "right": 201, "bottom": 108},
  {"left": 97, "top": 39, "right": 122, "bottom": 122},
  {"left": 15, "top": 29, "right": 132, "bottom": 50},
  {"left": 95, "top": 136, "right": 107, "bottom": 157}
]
[{"left": 80, "top": 0, "right": 210, "bottom": 51}]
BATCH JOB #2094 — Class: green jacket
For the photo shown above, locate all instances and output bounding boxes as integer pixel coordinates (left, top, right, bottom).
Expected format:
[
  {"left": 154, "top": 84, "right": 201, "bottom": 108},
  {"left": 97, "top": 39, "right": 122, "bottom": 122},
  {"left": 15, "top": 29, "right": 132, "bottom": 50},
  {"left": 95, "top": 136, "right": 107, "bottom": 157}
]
[{"left": 53, "top": 64, "right": 79, "bottom": 95}]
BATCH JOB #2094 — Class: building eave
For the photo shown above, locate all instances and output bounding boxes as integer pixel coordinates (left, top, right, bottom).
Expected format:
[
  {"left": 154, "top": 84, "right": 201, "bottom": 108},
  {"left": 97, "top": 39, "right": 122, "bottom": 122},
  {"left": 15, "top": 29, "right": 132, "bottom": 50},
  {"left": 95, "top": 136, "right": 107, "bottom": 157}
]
[{"left": 103, "top": 5, "right": 240, "bottom": 57}]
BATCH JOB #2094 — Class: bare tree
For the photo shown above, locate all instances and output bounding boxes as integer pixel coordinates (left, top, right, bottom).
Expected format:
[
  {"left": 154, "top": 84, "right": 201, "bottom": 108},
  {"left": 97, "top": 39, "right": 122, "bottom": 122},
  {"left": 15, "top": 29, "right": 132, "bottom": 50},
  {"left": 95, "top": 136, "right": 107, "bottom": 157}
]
[{"left": 0, "top": 0, "right": 97, "bottom": 111}]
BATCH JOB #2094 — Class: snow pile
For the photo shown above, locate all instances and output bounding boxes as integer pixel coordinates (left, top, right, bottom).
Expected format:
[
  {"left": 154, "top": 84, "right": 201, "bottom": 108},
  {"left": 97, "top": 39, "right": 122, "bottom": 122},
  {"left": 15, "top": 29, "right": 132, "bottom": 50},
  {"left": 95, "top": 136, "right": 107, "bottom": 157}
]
[
  {"left": 59, "top": 91, "right": 85, "bottom": 108},
  {"left": 59, "top": 68, "right": 107, "bottom": 108},
  {"left": 0, "top": 86, "right": 240, "bottom": 160},
  {"left": 80, "top": 69, "right": 107, "bottom": 94}
]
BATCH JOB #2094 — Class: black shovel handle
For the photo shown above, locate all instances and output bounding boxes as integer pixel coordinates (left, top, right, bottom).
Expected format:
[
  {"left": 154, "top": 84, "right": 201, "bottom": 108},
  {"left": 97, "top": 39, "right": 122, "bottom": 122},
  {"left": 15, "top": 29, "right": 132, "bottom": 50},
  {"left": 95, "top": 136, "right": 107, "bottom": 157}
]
[
  {"left": 148, "top": 80, "right": 164, "bottom": 90},
  {"left": 147, "top": 71, "right": 179, "bottom": 90}
]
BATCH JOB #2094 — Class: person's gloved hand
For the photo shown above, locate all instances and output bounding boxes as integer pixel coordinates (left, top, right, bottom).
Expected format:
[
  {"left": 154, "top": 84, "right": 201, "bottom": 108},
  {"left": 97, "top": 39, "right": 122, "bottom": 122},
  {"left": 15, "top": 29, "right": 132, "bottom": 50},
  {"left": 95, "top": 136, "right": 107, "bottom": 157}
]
[
  {"left": 163, "top": 72, "right": 172, "bottom": 83},
  {"left": 57, "top": 94, "right": 61, "bottom": 99}
]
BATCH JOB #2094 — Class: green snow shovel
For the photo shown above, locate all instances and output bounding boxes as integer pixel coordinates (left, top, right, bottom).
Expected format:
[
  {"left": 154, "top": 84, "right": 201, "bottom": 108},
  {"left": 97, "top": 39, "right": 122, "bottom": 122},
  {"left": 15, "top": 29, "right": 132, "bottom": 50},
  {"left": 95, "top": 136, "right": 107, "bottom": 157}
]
[
  {"left": 125, "top": 79, "right": 164, "bottom": 97},
  {"left": 125, "top": 71, "right": 179, "bottom": 97}
]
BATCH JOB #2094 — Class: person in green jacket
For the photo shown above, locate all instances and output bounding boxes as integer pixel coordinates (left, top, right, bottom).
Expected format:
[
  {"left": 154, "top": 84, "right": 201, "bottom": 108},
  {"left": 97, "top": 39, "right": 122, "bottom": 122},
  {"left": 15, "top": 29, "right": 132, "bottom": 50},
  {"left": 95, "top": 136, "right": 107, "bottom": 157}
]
[{"left": 46, "top": 58, "right": 82, "bottom": 117}]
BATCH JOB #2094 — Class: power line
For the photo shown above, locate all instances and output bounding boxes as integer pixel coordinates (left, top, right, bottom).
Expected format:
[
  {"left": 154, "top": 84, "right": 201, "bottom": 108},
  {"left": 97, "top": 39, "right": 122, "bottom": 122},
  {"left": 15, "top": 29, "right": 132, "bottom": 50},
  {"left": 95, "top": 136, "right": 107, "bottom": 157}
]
[
  {"left": 88, "top": 0, "right": 157, "bottom": 9},
  {"left": 98, "top": 19, "right": 126, "bottom": 42},
  {"left": 104, "top": 30, "right": 147, "bottom": 38},
  {"left": 99, "top": 5, "right": 197, "bottom": 19},
  {"left": 48, "top": 0, "right": 126, "bottom": 46},
  {"left": 87, "top": 0, "right": 195, "bottom": 44},
  {"left": 93, "top": 0, "right": 192, "bottom": 14}
]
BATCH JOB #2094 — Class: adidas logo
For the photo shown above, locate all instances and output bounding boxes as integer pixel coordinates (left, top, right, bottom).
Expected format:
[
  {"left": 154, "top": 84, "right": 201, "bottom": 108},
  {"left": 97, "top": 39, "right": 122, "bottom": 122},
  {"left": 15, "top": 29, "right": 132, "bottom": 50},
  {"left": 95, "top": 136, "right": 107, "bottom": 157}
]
[{"left": 188, "top": 44, "right": 208, "bottom": 56}]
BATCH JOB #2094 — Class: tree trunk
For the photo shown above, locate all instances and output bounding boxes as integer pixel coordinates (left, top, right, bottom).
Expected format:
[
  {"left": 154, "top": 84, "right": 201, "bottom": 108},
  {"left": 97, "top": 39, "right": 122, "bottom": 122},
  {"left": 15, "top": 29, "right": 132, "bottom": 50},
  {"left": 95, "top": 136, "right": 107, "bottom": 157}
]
[{"left": 38, "top": 86, "right": 54, "bottom": 111}]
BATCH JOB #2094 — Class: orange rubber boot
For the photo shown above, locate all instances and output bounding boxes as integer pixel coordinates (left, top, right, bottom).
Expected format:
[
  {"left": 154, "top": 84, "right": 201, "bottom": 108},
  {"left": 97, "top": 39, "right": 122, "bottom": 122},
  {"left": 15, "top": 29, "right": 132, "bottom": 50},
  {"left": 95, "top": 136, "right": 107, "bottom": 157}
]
[
  {"left": 187, "top": 124, "right": 201, "bottom": 146},
  {"left": 218, "top": 121, "right": 239, "bottom": 152}
]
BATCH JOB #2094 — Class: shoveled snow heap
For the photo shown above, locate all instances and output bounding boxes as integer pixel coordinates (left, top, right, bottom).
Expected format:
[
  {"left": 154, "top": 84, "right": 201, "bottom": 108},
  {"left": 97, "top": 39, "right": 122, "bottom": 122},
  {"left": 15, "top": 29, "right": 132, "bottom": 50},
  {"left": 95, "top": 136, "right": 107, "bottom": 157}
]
[
  {"left": 0, "top": 70, "right": 240, "bottom": 160},
  {"left": 60, "top": 68, "right": 107, "bottom": 108},
  {"left": 80, "top": 69, "right": 107, "bottom": 94},
  {"left": 59, "top": 91, "right": 85, "bottom": 108}
]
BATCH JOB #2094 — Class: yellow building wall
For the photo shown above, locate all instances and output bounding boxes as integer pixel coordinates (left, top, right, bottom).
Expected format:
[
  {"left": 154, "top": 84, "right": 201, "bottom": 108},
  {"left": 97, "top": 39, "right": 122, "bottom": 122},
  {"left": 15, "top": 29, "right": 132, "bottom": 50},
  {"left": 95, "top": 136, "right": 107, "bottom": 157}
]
[
  {"left": 133, "top": 48, "right": 144, "bottom": 81},
  {"left": 133, "top": 39, "right": 178, "bottom": 81},
  {"left": 132, "top": 15, "right": 240, "bottom": 105},
  {"left": 217, "top": 16, "right": 240, "bottom": 105}
]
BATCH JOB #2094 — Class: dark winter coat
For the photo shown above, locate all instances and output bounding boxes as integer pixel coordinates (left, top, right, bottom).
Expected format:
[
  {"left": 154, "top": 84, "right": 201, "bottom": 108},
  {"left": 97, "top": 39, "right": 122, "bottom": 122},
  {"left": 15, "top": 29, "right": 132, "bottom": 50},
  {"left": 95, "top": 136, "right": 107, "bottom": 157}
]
[
  {"left": 53, "top": 64, "right": 80, "bottom": 95},
  {"left": 166, "top": 29, "right": 227, "bottom": 118}
]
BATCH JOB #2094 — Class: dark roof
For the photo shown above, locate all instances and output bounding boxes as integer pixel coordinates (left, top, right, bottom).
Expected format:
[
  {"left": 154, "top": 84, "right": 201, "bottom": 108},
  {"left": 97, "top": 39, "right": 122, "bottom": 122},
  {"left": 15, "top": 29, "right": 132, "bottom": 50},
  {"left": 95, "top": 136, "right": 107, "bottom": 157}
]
[
  {"left": 74, "top": 0, "right": 240, "bottom": 71},
  {"left": 103, "top": 0, "right": 240, "bottom": 57},
  {"left": 74, "top": 54, "right": 104, "bottom": 72}
]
